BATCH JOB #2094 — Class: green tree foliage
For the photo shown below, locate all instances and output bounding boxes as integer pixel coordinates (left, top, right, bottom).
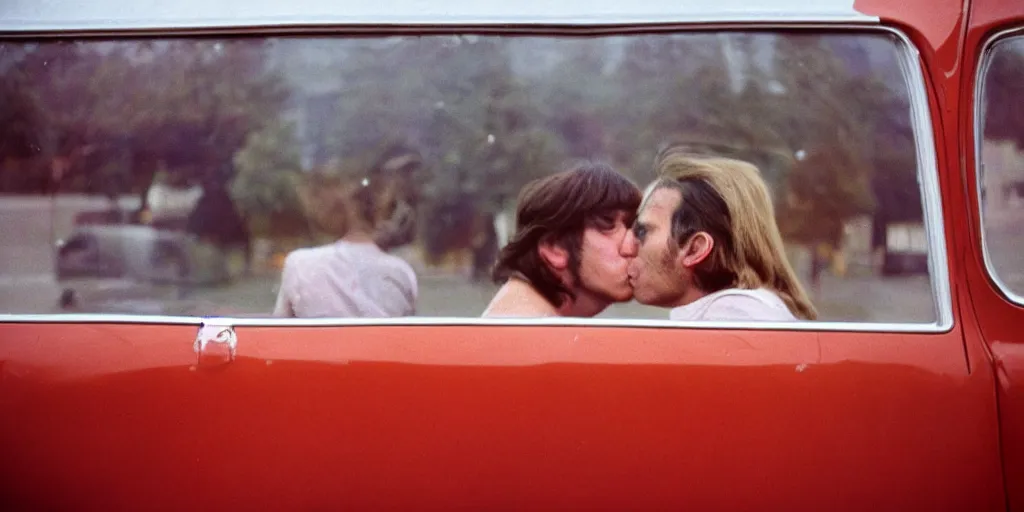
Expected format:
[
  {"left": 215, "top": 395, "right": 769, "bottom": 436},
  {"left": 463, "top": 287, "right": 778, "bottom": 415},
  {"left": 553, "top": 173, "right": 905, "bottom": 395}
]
[
  {"left": 0, "top": 53, "right": 40, "bottom": 160},
  {"left": 0, "top": 59, "right": 45, "bottom": 192},
  {"left": 0, "top": 39, "right": 288, "bottom": 205},
  {"left": 982, "top": 38, "right": 1024, "bottom": 149},
  {"left": 538, "top": 38, "right": 615, "bottom": 160},
  {"left": 779, "top": 135, "right": 876, "bottom": 246},
  {"left": 1, "top": 32, "right": 927, "bottom": 257},
  {"left": 317, "top": 36, "right": 564, "bottom": 255},
  {"left": 0, "top": 42, "right": 103, "bottom": 192},
  {"left": 775, "top": 35, "right": 919, "bottom": 245},
  {"left": 325, "top": 36, "right": 563, "bottom": 201},
  {"left": 106, "top": 40, "right": 288, "bottom": 205},
  {"left": 606, "top": 34, "right": 725, "bottom": 179},
  {"left": 231, "top": 120, "right": 306, "bottom": 238}
]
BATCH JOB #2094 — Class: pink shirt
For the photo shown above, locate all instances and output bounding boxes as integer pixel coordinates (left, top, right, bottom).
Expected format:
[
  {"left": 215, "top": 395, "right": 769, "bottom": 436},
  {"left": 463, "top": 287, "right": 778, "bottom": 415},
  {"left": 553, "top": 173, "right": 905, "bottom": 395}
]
[
  {"left": 669, "top": 288, "right": 797, "bottom": 322},
  {"left": 273, "top": 240, "right": 418, "bottom": 318}
]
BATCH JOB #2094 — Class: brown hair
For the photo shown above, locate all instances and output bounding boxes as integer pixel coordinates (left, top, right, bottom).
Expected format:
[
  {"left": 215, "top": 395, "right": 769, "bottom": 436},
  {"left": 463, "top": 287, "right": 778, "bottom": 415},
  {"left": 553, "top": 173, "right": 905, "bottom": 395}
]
[
  {"left": 654, "top": 153, "right": 818, "bottom": 320},
  {"left": 492, "top": 161, "right": 642, "bottom": 307},
  {"left": 298, "top": 174, "right": 378, "bottom": 237}
]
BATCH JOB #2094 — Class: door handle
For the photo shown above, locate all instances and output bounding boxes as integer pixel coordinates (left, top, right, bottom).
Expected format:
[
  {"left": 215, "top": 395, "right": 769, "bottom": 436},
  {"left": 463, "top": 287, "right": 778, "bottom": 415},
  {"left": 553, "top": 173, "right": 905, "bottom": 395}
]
[{"left": 193, "top": 319, "right": 237, "bottom": 368}]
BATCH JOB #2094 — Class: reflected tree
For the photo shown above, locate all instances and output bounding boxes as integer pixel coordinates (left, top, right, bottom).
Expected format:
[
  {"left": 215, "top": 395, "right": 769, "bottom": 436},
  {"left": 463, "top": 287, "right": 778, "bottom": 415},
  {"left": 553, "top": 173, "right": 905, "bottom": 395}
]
[
  {"left": 231, "top": 119, "right": 307, "bottom": 240},
  {"left": 983, "top": 39, "right": 1024, "bottom": 148},
  {"left": 0, "top": 39, "right": 289, "bottom": 218},
  {"left": 0, "top": 33, "right": 929, "bottom": 270}
]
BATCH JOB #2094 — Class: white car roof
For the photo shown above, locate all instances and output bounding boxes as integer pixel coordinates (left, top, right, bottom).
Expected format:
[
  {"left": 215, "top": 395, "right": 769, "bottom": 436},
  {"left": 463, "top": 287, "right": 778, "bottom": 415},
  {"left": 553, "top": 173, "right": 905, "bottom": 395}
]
[{"left": 1, "top": 0, "right": 876, "bottom": 32}]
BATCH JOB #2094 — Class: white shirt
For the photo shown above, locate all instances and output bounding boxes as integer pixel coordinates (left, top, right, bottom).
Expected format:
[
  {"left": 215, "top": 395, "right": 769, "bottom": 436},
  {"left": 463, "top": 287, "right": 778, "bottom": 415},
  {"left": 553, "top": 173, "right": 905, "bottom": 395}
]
[
  {"left": 273, "top": 240, "right": 418, "bottom": 318},
  {"left": 669, "top": 287, "right": 797, "bottom": 322},
  {"left": 146, "top": 182, "right": 203, "bottom": 221}
]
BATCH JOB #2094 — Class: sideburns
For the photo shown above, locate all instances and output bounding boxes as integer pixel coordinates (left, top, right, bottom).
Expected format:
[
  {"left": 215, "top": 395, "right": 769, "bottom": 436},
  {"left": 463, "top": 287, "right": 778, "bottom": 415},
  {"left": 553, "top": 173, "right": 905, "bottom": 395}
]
[{"left": 662, "top": 236, "right": 679, "bottom": 268}]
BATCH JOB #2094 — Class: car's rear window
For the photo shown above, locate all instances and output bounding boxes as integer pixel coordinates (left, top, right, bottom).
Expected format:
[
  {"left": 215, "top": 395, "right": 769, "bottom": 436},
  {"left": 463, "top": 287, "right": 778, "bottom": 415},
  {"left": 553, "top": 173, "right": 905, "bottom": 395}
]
[
  {"left": 976, "top": 32, "right": 1024, "bottom": 305},
  {"left": 0, "top": 29, "right": 947, "bottom": 326}
]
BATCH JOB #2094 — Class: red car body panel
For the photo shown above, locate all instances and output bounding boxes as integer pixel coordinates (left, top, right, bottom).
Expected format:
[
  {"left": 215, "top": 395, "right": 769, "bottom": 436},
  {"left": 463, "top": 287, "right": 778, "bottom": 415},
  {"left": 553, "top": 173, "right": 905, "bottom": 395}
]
[
  {"left": 959, "top": 0, "right": 1024, "bottom": 509},
  {"left": 0, "top": 321, "right": 1006, "bottom": 509}
]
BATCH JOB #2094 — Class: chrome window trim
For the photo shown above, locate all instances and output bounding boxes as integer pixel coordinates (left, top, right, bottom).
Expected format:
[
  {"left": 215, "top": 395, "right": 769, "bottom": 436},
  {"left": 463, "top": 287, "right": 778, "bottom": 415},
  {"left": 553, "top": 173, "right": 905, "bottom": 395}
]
[
  {"left": 0, "top": 24, "right": 953, "bottom": 333},
  {"left": 892, "top": 24, "right": 955, "bottom": 332},
  {"left": 0, "top": 314, "right": 950, "bottom": 333},
  {"left": 973, "top": 27, "right": 1024, "bottom": 307},
  {"left": 0, "top": 1, "right": 878, "bottom": 33}
]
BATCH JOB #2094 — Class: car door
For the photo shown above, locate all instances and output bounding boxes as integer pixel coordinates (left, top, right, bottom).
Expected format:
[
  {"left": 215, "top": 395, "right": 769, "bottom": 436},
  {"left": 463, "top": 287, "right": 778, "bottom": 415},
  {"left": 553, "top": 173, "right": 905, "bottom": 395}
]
[
  {"left": 0, "top": 1, "right": 1007, "bottom": 510},
  {"left": 961, "top": 0, "right": 1024, "bottom": 509}
]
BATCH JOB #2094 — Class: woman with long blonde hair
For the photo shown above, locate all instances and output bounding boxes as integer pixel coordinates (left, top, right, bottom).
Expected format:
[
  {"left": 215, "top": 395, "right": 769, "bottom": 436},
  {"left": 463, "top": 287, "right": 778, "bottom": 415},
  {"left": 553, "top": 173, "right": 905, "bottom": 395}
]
[{"left": 621, "top": 149, "right": 817, "bottom": 321}]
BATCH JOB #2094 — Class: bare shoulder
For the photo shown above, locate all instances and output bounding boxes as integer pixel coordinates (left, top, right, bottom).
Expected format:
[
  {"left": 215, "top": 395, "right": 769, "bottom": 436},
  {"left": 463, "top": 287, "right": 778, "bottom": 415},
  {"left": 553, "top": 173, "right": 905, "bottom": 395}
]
[{"left": 482, "top": 281, "right": 557, "bottom": 318}]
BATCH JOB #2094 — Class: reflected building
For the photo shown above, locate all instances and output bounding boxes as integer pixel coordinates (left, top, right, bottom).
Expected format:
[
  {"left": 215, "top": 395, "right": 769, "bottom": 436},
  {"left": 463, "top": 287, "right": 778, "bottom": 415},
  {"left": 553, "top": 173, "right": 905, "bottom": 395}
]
[{"left": 981, "top": 139, "right": 1024, "bottom": 226}]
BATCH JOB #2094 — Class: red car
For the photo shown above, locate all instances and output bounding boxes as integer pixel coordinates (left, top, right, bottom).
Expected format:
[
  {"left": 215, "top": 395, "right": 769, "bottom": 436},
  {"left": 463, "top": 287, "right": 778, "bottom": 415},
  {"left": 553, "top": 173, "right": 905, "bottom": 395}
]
[{"left": 1, "top": 0, "right": 1022, "bottom": 509}]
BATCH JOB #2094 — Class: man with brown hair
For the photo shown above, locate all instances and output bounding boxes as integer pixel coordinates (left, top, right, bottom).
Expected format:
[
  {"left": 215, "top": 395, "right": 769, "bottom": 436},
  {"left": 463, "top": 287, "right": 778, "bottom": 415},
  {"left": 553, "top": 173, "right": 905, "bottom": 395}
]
[{"left": 482, "top": 161, "right": 642, "bottom": 318}]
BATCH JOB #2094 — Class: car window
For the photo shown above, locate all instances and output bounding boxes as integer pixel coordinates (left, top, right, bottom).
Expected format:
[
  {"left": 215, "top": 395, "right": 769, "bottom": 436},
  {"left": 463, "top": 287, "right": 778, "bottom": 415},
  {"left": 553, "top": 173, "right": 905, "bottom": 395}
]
[
  {"left": 0, "top": 30, "right": 946, "bottom": 326},
  {"left": 977, "top": 32, "right": 1024, "bottom": 304}
]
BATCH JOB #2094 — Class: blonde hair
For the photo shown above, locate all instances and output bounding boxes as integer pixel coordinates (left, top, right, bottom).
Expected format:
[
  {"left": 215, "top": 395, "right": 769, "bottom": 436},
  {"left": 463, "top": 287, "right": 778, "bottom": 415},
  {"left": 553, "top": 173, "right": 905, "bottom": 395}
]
[{"left": 655, "top": 152, "right": 818, "bottom": 320}]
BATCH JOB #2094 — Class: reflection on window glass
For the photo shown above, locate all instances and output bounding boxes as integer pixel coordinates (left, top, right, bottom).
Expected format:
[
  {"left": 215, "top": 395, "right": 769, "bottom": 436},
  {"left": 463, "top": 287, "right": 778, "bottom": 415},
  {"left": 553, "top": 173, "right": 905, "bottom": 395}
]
[
  {"left": 979, "top": 35, "right": 1024, "bottom": 300},
  {"left": 0, "top": 32, "right": 935, "bottom": 322}
]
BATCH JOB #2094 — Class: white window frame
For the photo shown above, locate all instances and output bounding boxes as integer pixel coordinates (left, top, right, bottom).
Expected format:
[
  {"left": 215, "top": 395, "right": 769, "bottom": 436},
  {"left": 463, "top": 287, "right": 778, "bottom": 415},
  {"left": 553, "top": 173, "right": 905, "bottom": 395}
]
[{"left": 0, "top": 23, "right": 954, "bottom": 333}]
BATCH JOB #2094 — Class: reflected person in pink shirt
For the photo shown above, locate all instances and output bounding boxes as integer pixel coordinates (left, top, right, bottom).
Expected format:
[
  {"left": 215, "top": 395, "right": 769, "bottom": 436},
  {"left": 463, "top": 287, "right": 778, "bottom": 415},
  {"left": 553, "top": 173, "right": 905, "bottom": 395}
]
[{"left": 273, "top": 180, "right": 418, "bottom": 318}]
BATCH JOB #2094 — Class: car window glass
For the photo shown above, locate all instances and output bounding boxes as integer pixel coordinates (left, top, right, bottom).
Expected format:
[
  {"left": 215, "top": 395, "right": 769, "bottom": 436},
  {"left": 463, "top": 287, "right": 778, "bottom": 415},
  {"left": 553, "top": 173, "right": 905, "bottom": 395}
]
[
  {"left": 977, "top": 34, "right": 1024, "bottom": 303},
  {"left": 0, "top": 31, "right": 938, "bottom": 323}
]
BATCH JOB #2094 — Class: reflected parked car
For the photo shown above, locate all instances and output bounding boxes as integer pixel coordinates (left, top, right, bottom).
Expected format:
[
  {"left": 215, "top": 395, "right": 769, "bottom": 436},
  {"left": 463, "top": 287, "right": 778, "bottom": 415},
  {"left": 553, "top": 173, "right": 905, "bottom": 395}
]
[{"left": 54, "top": 224, "right": 242, "bottom": 309}]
